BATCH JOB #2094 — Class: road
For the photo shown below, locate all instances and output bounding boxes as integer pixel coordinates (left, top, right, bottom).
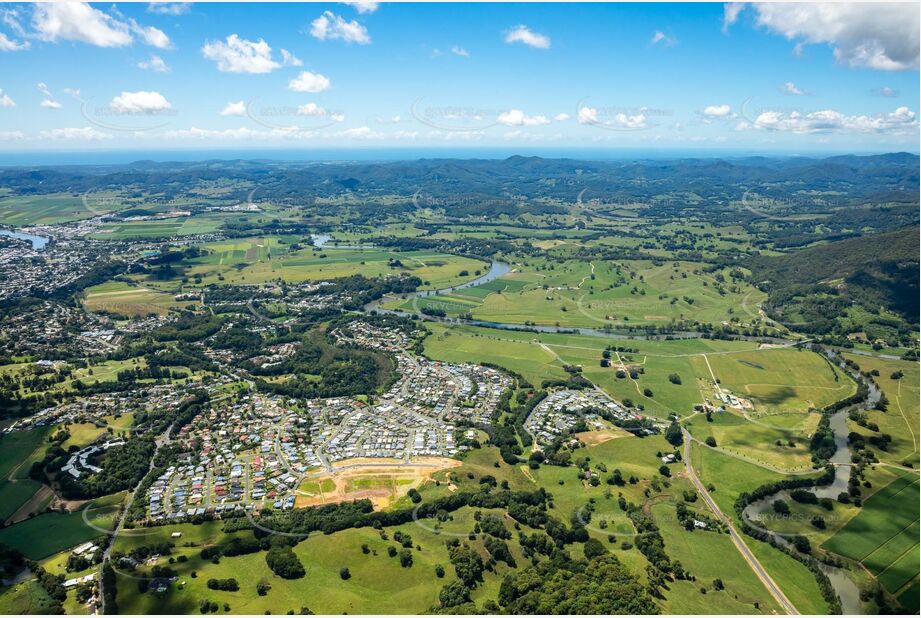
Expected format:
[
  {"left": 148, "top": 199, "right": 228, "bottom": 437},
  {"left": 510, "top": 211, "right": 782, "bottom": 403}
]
[
  {"left": 682, "top": 428, "right": 799, "bottom": 615},
  {"left": 98, "top": 425, "right": 172, "bottom": 614}
]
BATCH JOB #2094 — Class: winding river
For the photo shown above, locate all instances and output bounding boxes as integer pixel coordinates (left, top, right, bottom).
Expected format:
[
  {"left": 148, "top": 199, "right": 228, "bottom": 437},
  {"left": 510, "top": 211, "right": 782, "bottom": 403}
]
[
  {"left": 741, "top": 351, "right": 881, "bottom": 614},
  {"left": 0, "top": 229, "right": 49, "bottom": 250}
]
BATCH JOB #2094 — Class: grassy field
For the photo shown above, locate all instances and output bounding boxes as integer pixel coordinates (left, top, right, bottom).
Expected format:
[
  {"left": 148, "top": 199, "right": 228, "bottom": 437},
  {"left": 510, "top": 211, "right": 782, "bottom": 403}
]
[
  {"left": 0, "top": 193, "right": 125, "bottom": 225},
  {"left": 160, "top": 238, "right": 489, "bottom": 290},
  {"left": 704, "top": 347, "right": 857, "bottom": 417},
  {"left": 397, "top": 258, "right": 768, "bottom": 328},
  {"left": 83, "top": 280, "right": 197, "bottom": 317},
  {"left": 0, "top": 492, "right": 124, "bottom": 559},
  {"left": 822, "top": 473, "right": 919, "bottom": 599},
  {"left": 842, "top": 353, "right": 919, "bottom": 466}
]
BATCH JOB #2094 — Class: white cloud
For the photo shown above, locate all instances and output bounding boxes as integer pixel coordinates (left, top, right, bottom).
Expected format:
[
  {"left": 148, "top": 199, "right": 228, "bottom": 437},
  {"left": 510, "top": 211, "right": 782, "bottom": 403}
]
[
  {"left": 31, "top": 3, "right": 171, "bottom": 49},
  {"left": 138, "top": 54, "right": 170, "bottom": 72},
  {"left": 0, "top": 31, "right": 28, "bottom": 51},
  {"left": 146, "top": 3, "right": 191, "bottom": 15},
  {"left": 650, "top": 30, "right": 677, "bottom": 46},
  {"left": 702, "top": 104, "right": 733, "bottom": 118},
  {"left": 873, "top": 86, "right": 899, "bottom": 97},
  {"left": 577, "top": 106, "right": 647, "bottom": 129},
  {"left": 32, "top": 2, "right": 132, "bottom": 47},
  {"left": 129, "top": 19, "right": 171, "bottom": 49},
  {"left": 0, "top": 130, "right": 24, "bottom": 140},
  {"left": 343, "top": 1, "right": 378, "bottom": 14},
  {"left": 37, "top": 82, "right": 62, "bottom": 109},
  {"left": 722, "top": 3, "right": 746, "bottom": 33},
  {"left": 339, "top": 126, "right": 380, "bottom": 139},
  {"left": 202, "top": 34, "right": 281, "bottom": 74},
  {"left": 310, "top": 11, "right": 371, "bottom": 44},
  {"left": 297, "top": 103, "right": 327, "bottom": 117},
  {"left": 504, "top": 25, "right": 550, "bottom": 49},
  {"left": 497, "top": 109, "right": 550, "bottom": 126},
  {"left": 751, "top": 3, "right": 920, "bottom": 71},
  {"left": 742, "top": 106, "right": 918, "bottom": 134},
  {"left": 109, "top": 90, "right": 172, "bottom": 114},
  {"left": 0, "top": 89, "right": 14, "bottom": 108},
  {"left": 451, "top": 46, "right": 469, "bottom": 58},
  {"left": 38, "top": 126, "right": 111, "bottom": 141},
  {"left": 780, "top": 81, "right": 807, "bottom": 95},
  {"left": 554, "top": 113, "right": 570, "bottom": 121},
  {"left": 219, "top": 101, "right": 246, "bottom": 117},
  {"left": 288, "top": 71, "right": 331, "bottom": 93},
  {"left": 280, "top": 49, "right": 303, "bottom": 67}
]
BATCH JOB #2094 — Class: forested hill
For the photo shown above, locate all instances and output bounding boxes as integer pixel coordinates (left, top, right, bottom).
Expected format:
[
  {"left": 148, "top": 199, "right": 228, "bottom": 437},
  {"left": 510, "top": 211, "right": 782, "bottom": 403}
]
[{"left": 747, "top": 226, "right": 920, "bottom": 324}]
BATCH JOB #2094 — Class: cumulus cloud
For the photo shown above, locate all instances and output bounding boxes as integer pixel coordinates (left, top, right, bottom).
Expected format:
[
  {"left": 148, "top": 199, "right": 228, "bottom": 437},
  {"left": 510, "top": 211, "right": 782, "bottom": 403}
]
[
  {"left": 497, "top": 109, "right": 550, "bottom": 126},
  {"left": 554, "top": 113, "right": 570, "bottom": 121},
  {"left": 872, "top": 86, "right": 899, "bottom": 97},
  {"left": 38, "top": 126, "right": 111, "bottom": 140},
  {"left": 219, "top": 101, "right": 246, "bottom": 117},
  {"left": 504, "top": 25, "right": 550, "bottom": 49},
  {"left": 310, "top": 11, "right": 371, "bottom": 44},
  {"left": 343, "top": 1, "right": 378, "bottom": 14},
  {"left": 32, "top": 2, "right": 132, "bottom": 47},
  {"left": 109, "top": 90, "right": 172, "bottom": 114},
  {"left": 0, "top": 31, "right": 28, "bottom": 51},
  {"left": 748, "top": 3, "right": 919, "bottom": 71},
  {"left": 722, "top": 3, "right": 745, "bottom": 32},
  {"left": 780, "top": 81, "right": 807, "bottom": 95},
  {"left": 451, "top": 46, "right": 469, "bottom": 57},
  {"left": 650, "top": 31, "right": 677, "bottom": 46},
  {"left": 740, "top": 106, "right": 917, "bottom": 134},
  {"left": 129, "top": 19, "right": 171, "bottom": 49},
  {"left": 0, "top": 89, "right": 14, "bottom": 108},
  {"left": 202, "top": 34, "right": 282, "bottom": 74},
  {"left": 280, "top": 49, "right": 303, "bottom": 67},
  {"left": 577, "top": 106, "right": 647, "bottom": 129},
  {"left": 138, "top": 54, "right": 170, "bottom": 72},
  {"left": 146, "top": 2, "right": 191, "bottom": 15},
  {"left": 31, "top": 3, "right": 170, "bottom": 49},
  {"left": 288, "top": 71, "right": 331, "bottom": 93},
  {"left": 702, "top": 104, "right": 733, "bottom": 118},
  {"left": 37, "top": 82, "right": 62, "bottom": 109},
  {"left": 296, "top": 103, "right": 328, "bottom": 117}
]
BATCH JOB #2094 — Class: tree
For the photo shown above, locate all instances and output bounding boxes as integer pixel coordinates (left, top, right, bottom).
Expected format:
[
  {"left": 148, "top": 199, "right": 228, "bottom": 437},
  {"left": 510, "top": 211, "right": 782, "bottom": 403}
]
[
  {"left": 439, "top": 581, "right": 471, "bottom": 608},
  {"left": 668, "top": 373, "right": 682, "bottom": 385},
  {"left": 266, "top": 546, "right": 305, "bottom": 579},
  {"left": 583, "top": 537, "right": 608, "bottom": 560},
  {"left": 705, "top": 436, "right": 717, "bottom": 447},
  {"left": 665, "top": 422, "right": 683, "bottom": 447},
  {"left": 435, "top": 564, "right": 445, "bottom": 578},
  {"left": 339, "top": 567, "right": 351, "bottom": 580},
  {"left": 772, "top": 500, "right": 790, "bottom": 515}
]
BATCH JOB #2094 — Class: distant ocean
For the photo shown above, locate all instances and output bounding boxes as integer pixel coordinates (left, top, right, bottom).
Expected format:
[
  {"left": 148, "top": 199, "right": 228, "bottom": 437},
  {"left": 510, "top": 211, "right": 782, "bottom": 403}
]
[{"left": 0, "top": 147, "right": 905, "bottom": 167}]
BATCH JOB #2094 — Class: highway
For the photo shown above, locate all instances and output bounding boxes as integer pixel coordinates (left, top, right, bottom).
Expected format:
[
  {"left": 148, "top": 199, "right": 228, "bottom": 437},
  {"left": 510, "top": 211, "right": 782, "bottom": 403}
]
[{"left": 682, "top": 428, "right": 799, "bottom": 615}]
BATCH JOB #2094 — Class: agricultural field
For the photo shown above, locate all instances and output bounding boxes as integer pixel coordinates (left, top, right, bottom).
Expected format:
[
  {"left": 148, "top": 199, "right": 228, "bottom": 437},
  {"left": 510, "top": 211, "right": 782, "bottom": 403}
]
[
  {"left": 82, "top": 280, "right": 198, "bottom": 317},
  {"left": 0, "top": 492, "right": 125, "bottom": 560},
  {"left": 703, "top": 348, "right": 857, "bottom": 417},
  {"left": 822, "top": 473, "right": 920, "bottom": 602},
  {"left": 143, "top": 237, "right": 489, "bottom": 290},
  {"left": 842, "top": 353, "right": 919, "bottom": 466},
  {"left": 90, "top": 215, "right": 228, "bottom": 239},
  {"left": 395, "top": 259, "right": 767, "bottom": 328},
  {"left": 0, "top": 192, "right": 126, "bottom": 225}
]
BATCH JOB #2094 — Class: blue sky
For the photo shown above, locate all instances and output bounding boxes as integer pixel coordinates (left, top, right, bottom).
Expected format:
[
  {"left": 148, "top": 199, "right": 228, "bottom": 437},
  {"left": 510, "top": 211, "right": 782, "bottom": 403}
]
[{"left": 0, "top": 1, "right": 918, "bottom": 155}]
